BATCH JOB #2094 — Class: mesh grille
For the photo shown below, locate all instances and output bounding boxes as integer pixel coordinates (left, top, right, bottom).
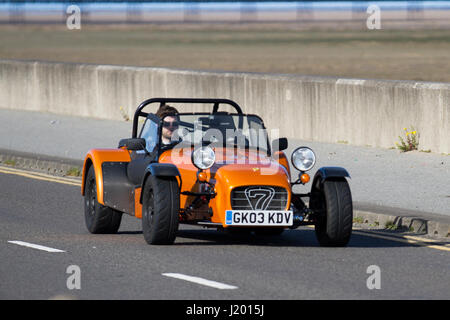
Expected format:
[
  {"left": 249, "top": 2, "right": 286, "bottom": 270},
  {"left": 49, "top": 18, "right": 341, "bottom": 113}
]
[{"left": 231, "top": 186, "right": 288, "bottom": 211}]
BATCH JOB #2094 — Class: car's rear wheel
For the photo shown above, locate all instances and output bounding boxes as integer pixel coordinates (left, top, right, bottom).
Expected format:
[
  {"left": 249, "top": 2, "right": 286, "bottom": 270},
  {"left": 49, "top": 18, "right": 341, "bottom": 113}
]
[
  {"left": 142, "top": 175, "right": 180, "bottom": 245},
  {"left": 313, "top": 178, "right": 353, "bottom": 247},
  {"left": 84, "top": 166, "right": 122, "bottom": 234}
]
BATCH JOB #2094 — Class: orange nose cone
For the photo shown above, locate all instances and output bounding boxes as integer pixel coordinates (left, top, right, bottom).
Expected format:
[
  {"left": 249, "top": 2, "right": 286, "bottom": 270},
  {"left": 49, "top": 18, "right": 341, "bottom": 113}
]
[
  {"left": 300, "top": 173, "right": 310, "bottom": 184},
  {"left": 197, "top": 171, "right": 208, "bottom": 182}
]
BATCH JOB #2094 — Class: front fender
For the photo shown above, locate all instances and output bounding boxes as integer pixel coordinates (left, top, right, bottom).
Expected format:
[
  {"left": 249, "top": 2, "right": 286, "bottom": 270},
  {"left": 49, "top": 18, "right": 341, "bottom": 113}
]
[
  {"left": 80, "top": 148, "right": 131, "bottom": 205},
  {"left": 312, "top": 166, "right": 350, "bottom": 189},
  {"left": 147, "top": 163, "right": 181, "bottom": 177},
  {"left": 139, "top": 163, "right": 181, "bottom": 204}
]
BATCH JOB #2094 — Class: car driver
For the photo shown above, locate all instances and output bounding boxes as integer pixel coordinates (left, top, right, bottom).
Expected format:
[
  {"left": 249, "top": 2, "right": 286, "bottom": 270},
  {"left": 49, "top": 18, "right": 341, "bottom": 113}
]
[{"left": 156, "top": 104, "right": 179, "bottom": 145}]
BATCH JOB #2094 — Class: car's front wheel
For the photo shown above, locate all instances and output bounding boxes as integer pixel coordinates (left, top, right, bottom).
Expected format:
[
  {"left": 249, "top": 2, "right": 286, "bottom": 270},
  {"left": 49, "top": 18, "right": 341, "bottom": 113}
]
[
  {"left": 142, "top": 175, "right": 180, "bottom": 245},
  {"left": 313, "top": 178, "right": 353, "bottom": 247},
  {"left": 84, "top": 166, "right": 122, "bottom": 234}
]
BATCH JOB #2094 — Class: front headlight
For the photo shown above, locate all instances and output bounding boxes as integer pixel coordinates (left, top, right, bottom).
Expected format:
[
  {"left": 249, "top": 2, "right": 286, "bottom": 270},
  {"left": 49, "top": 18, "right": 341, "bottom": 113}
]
[
  {"left": 291, "top": 147, "right": 316, "bottom": 172},
  {"left": 191, "top": 146, "right": 215, "bottom": 170}
]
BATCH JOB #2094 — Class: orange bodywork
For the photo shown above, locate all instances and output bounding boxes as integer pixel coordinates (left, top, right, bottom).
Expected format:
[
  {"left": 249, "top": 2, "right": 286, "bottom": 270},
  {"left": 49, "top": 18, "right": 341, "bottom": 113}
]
[
  {"left": 81, "top": 148, "right": 131, "bottom": 205},
  {"left": 159, "top": 147, "right": 292, "bottom": 226},
  {"left": 273, "top": 151, "right": 290, "bottom": 177},
  {"left": 134, "top": 187, "right": 143, "bottom": 219},
  {"left": 81, "top": 146, "right": 292, "bottom": 227}
]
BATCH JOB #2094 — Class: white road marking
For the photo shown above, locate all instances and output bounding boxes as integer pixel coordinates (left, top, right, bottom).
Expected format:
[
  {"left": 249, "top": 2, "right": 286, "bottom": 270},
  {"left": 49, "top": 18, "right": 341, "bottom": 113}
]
[
  {"left": 8, "top": 241, "right": 66, "bottom": 253},
  {"left": 162, "top": 273, "right": 238, "bottom": 290}
]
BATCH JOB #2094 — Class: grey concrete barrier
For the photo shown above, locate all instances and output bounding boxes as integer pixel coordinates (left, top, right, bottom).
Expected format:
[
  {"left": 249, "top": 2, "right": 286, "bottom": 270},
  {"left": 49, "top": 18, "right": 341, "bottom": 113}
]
[{"left": 0, "top": 59, "right": 449, "bottom": 154}]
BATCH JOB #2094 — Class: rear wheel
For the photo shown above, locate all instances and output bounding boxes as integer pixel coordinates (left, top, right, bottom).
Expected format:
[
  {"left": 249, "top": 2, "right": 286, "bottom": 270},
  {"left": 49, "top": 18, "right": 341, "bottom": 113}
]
[
  {"left": 142, "top": 175, "right": 180, "bottom": 245},
  {"left": 313, "top": 178, "right": 353, "bottom": 247},
  {"left": 84, "top": 166, "right": 122, "bottom": 234}
]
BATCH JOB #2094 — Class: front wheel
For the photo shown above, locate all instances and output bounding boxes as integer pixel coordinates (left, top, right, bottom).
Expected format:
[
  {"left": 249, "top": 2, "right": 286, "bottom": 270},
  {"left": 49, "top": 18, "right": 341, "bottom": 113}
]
[
  {"left": 142, "top": 175, "right": 180, "bottom": 245},
  {"left": 313, "top": 178, "right": 353, "bottom": 247}
]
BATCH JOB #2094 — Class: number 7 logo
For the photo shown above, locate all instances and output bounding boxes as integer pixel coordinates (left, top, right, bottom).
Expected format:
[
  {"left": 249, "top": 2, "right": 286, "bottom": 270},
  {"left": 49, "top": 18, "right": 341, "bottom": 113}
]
[{"left": 245, "top": 187, "right": 275, "bottom": 210}]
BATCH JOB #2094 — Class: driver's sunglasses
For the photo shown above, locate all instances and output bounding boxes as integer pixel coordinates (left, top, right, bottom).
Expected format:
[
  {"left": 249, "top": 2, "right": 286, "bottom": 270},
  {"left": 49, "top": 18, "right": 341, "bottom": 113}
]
[{"left": 162, "top": 120, "right": 179, "bottom": 129}]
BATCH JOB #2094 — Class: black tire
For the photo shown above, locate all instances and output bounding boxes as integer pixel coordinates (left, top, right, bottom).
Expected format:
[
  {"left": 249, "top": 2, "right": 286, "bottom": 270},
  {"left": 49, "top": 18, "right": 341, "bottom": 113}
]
[
  {"left": 254, "top": 227, "right": 284, "bottom": 236},
  {"left": 84, "top": 166, "right": 122, "bottom": 234},
  {"left": 142, "top": 175, "right": 180, "bottom": 245},
  {"left": 313, "top": 178, "right": 353, "bottom": 247}
]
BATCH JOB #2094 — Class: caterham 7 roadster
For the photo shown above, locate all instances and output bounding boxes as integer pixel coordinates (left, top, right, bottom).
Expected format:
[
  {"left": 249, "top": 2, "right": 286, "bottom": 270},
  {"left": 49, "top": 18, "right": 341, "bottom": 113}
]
[{"left": 81, "top": 98, "right": 352, "bottom": 246}]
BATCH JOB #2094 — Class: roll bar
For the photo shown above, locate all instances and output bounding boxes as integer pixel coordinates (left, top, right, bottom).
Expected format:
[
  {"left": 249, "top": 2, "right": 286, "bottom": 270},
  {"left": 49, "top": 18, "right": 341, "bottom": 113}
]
[{"left": 132, "top": 98, "right": 243, "bottom": 138}]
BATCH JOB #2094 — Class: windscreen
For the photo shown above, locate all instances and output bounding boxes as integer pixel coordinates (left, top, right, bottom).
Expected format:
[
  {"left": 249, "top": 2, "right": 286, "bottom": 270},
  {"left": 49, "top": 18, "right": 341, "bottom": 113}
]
[{"left": 161, "top": 113, "right": 270, "bottom": 154}]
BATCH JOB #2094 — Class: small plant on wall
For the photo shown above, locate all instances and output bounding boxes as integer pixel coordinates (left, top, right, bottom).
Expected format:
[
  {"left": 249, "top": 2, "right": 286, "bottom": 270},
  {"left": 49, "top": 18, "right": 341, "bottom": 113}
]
[{"left": 396, "top": 126, "right": 419, "bottom": 152}]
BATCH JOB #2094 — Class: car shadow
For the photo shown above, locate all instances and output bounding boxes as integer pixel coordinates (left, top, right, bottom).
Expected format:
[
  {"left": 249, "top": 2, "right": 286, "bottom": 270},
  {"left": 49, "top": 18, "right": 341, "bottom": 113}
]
[
  {"left": 173, "top": 227, "right": 422, "bottom": 248},
  {"left": 117, "top": 231, "right": 142, "bottom": 235}
]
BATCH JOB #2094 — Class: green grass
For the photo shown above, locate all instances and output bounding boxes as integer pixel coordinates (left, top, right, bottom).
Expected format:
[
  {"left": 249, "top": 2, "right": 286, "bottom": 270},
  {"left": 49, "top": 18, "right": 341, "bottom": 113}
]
[
  {"left": 353, "top": 216, "right": 364, "bottom": 224},
  {"left": 66, "top": 167, "right": 81, "bottom": 177},
  {"left": 3, "top": 160, "right": 16, "bottom": 167},
  {"left": 385, "top": 221, "right": 398, "bottom": 231}
]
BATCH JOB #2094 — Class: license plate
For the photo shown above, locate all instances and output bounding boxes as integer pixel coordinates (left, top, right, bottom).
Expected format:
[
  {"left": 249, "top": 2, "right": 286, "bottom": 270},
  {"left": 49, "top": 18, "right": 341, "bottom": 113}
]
[{"left": 225, "top": 210, "right": 293, "bottom": 226}]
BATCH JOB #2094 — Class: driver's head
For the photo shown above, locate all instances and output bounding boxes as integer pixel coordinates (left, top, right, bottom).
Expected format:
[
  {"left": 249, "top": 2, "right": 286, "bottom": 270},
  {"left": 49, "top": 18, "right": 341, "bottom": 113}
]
[{"left": 156, "top": 104, "right": 179, "bottom": 144}]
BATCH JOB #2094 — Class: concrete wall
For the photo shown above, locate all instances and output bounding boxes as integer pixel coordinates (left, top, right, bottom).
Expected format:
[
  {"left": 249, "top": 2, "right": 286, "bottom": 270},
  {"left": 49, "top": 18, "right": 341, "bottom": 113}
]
[{"left": 0, "top": 59, "right": 449, "bottom": 154}]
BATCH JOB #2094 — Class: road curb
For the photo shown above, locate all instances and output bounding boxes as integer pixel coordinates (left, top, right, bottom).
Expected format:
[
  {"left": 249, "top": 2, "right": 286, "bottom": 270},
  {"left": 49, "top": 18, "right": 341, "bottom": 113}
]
[
  {"left": 0, "top": 148, "right": 448, "bottom": 238},
  {"left": 0, "top": 148, "right": 83, "bottom": 178},
  {"left": 353, "top": 210, "right": 450, "bottom": 239}
]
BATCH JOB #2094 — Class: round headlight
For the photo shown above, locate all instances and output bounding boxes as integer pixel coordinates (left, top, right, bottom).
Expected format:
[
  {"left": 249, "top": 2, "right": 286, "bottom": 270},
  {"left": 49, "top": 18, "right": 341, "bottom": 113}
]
[
  {"left": 291, "top": 147, "right": 316, "bottom": 172},
  {"left": 191, "top": 146, "right": 215, "bottom": 170}
]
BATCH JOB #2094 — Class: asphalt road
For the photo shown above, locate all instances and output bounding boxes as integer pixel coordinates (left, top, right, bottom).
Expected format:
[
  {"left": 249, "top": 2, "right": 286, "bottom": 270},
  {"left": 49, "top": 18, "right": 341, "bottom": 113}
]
[{"left": 0, "top": 170, "right": 449, "bottom": 300}]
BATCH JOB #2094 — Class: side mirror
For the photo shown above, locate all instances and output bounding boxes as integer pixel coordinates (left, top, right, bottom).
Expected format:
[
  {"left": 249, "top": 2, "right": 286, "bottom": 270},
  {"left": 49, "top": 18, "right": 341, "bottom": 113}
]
[
  {"left": 272, "top": 137, "right": 288, "bottom": 152},
  {"left": 118, "top": 138, "right": 146, "bottom": 151}
]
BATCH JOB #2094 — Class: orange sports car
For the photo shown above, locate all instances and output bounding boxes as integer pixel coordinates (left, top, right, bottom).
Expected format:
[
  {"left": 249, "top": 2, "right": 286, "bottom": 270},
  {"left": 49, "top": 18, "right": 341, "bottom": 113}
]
[{"left": 81, "top": 98, "right": 353, "bottom": 246}]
